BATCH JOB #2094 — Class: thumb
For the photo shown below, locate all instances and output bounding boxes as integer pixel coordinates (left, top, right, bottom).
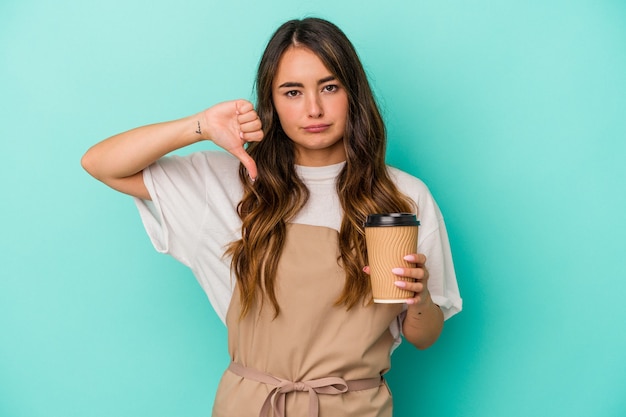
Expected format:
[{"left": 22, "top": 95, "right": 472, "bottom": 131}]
[{"left": 230, "top": 146, "right": 258, "bottom": 181}]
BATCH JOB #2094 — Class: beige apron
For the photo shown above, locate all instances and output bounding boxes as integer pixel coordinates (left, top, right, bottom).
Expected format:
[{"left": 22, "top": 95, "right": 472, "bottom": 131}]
[{"left": 212, "top": 224, "right": 403, "bottom": 417}]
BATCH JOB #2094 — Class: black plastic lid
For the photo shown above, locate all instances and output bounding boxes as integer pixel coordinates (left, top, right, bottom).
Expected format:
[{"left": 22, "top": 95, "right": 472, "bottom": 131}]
[{"left": 364, "top": 213, "right": 420, "bottom": 227}]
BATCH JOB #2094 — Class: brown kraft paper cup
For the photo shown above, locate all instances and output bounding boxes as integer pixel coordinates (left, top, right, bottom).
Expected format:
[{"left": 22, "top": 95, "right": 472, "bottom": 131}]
[{"left": 364, "top": 213, "right": 420, "bottom": 303}]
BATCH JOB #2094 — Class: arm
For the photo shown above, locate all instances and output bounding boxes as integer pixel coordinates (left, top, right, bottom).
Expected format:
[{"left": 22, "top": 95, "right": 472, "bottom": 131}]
[
  {"left": 393, "top": 254, "right": 444, "bottom": 349},
  {"left": 81, "top": 100, "right": 263, "bottom": 199}
]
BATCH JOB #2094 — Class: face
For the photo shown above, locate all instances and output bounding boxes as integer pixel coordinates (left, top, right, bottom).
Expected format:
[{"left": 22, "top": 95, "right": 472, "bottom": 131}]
[{"left": 272, "top": 46, "right": 349, "bottom": 166}]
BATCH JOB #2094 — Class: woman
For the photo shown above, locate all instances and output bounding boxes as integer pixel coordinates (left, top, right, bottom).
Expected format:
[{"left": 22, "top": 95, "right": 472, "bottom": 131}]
[{"left": 82, "top": 17, "right": 461, "bottom": 417}]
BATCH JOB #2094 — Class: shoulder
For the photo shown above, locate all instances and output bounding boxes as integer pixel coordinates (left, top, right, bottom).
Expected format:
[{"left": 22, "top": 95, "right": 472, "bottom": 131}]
[
  {"left": 386, "top": 166, "right": 433, "bottom": 207},
  {"left": 386, "top": 165, "right": 444, "bottom": 234}
]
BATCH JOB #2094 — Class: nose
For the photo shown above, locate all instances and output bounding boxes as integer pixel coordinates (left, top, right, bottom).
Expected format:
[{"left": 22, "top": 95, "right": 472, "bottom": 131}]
[{"left": 307, "top": 93, "right": 323, "bottom": 118}]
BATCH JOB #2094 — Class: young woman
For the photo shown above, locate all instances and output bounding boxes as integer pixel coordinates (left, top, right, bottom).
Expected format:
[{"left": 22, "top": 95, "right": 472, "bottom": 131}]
[{"left": 82, "top": 17, "right": 461, "bottom": 417}]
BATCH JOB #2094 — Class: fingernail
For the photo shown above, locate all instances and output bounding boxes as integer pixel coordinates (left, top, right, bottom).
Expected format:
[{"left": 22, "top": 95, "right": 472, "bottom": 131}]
[
  {"left": 391, "top": 268, "right": 404, "bottom": 275},
  {"left": 403, "top": 255, "right": 416, "bottom": 262},
  {"left": 406, "top": 298, "right": 416, "bottom": 305},
  {"left": 394, "top": 280, "right": 406, "bottom": 288},
  {"left": 239, "top": 131, "right": 244, "bottom": 139}
]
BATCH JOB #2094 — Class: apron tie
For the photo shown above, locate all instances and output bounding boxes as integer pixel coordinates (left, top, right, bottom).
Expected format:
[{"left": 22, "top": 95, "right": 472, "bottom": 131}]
[{"left": 228, "top": 362, "right": 382, "bottom": 417}]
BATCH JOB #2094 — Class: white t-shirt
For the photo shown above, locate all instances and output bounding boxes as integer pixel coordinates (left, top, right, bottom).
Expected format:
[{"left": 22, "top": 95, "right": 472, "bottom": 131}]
[{"left": 134, "top": 151, "right": 462, "bottom": 347}]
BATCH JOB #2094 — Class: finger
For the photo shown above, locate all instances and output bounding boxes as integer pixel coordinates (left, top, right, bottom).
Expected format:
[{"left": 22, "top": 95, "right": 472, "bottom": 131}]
[
  {"left": 240, "top": 117, "right": 263, "bottom": 134},
  {"left": 235, "top": 99, "right": 254, "bottom": 115},
  {"left": 230, "top": 146, "right": 258, "bottom": 181},
  {"left": 237, "top": 109, "right": 260, "bottom": 124},
  {"left": 405, "top": 288, "right": 431, "bottom": 306},
  {"left": 241, "top": 129, "right": 264, "bottom": 143},
  {"left": 395, "top": 280, "right": 425, "bottom": 293},
  {"left": 395, "top": 280, "right": 428, "bottom": 306},
  {"left": 392, "top": 267, "right": 427, "bottom": 280},
  {"left": 403, "top": 253, "right": 427, "bottom": 265}
]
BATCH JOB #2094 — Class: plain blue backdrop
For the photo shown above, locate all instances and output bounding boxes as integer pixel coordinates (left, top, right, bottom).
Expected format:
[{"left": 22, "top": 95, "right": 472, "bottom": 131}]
[{"left": 1, "top": 1, "right": 625, "bottom": 416}]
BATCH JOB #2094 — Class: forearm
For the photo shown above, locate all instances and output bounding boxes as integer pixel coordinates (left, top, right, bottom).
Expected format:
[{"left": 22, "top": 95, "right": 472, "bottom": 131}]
[
  {"left": 81, "top": 100, "right": 262, "bottom": 198},
  {"left": 81, "top": 114, "right": 202, "bottom": 181},
  {"left": 402, "top": 295, "right": 444, "bottom": 350}
]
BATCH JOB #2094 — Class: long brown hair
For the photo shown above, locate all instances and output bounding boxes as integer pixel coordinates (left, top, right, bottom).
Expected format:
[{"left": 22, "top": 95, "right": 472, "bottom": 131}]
[{"left": 227, "top": 18, "right": 414, "bottom": 318}]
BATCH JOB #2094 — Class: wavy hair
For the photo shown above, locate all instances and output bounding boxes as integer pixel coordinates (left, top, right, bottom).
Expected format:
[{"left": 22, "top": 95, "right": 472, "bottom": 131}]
[{"left": 227, "top": 18, "right": 414, "bottom": 318}]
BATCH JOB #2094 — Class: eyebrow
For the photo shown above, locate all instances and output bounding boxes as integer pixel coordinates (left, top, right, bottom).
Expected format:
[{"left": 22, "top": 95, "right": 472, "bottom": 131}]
[{"left": 277, "top": 75, "right": 337, "bottom": 89}]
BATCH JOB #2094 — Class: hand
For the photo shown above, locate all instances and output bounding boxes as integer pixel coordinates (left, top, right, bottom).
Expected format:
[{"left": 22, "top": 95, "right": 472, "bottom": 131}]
[
  {"left": 391, "top": 253, "right": 431, "bottom": 307},
  {"left": 200, "top": 99, "right": 264, "bottom": 180},
  {"left": 391, "top": 253, "right": 443, "bottom": 349}
]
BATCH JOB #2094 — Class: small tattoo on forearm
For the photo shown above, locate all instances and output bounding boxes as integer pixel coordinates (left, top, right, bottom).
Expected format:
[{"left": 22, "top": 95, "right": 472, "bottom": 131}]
[{"left": 195, "top": 121, "right": 202, "bottom": 135}]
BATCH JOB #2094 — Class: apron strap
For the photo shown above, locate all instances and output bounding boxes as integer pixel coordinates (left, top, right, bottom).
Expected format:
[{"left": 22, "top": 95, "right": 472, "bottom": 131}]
[{"left": 228, "top": 362, "right": 383, "bottom": 417}]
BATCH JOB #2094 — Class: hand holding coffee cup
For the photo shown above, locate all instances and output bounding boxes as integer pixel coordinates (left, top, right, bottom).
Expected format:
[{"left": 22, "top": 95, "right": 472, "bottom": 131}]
[{"left": 364, "top": 213, "right": 420, "bottom": 303}]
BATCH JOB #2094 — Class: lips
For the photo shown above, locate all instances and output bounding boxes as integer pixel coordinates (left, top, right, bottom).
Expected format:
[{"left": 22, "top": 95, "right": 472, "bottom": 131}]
[{"left": 303, "top": 124, "right": 330, "bottom": 133}]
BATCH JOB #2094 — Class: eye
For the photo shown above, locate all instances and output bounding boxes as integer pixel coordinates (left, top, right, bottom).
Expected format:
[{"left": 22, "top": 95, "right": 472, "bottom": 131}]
[
  {"left": 322, "top": 84, "right": 339, "bottom": 93},
  {"left": 285, "top": 90, "right": 300, "bottom": 98}
]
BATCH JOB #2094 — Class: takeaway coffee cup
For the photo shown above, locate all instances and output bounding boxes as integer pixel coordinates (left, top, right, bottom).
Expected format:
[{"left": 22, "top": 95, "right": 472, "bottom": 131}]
[{"left": 364, "top": 213, "right": 420, "bottom": 303}]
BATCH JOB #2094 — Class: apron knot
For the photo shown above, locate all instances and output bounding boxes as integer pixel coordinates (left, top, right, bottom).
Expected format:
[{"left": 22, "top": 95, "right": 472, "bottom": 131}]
[
  {"left": 292, "top": 381, "right": 309, "bottom": 392},
  {"left": 228, "top": 362, "right": 381, "bottom": 417}
]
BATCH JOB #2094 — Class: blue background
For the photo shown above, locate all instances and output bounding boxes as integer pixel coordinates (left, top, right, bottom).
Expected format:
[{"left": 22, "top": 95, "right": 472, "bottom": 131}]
[{"left": 1, "top": 1, "right": 625, "bottom": 416}]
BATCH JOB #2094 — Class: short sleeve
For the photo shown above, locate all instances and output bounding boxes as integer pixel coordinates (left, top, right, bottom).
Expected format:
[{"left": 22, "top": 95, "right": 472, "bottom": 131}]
[
  {"left": 419, "top": 205, "right": 463, "bottom": 320},
  {"left": 132, "top": 151, "right": 244, "bottom": 322},
  {"left": 134, "top": 153, "right": 210, "bottom": 267},
  {"left": 389, "top": 167, "right": 463, "bottom": 321}
]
